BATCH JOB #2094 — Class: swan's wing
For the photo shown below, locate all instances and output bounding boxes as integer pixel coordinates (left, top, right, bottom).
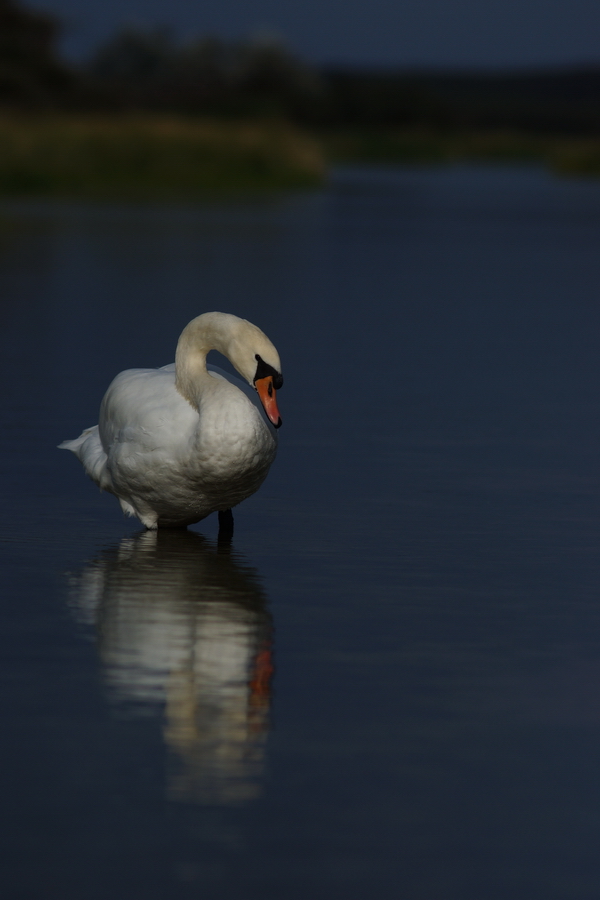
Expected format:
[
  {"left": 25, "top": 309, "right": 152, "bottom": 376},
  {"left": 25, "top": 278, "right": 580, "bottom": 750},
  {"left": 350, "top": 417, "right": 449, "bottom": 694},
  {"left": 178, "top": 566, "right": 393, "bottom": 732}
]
[
  {"left": 98, "top": 367, "right": 198, "bottom": 455},
  {"left": 58, "top": 367, "right": 189, "bottom": 495},
  {"left": 206, "top": 363, "right": 278, "bottom": 438}
]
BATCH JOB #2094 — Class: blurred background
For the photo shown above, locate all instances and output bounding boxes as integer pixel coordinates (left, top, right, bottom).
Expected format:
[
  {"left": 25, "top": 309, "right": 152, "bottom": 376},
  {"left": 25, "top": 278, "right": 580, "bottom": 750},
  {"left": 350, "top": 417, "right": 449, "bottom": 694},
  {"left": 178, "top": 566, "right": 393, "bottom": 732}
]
[
  {"left": 1, "top": 0, "right": 600, "bottom": 193},
  {"left": 3, "top": 2, "right": 600, "bottom": 899}
]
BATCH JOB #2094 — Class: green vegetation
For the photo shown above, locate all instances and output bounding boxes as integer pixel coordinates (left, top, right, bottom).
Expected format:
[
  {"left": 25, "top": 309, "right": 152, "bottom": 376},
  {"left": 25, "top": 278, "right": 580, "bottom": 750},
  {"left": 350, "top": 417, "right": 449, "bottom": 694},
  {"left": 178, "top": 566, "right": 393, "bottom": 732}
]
[
  {"left": 0, "top": 116, "right": 326, "bottom": 199},
  {"left": 1, "top": 119, "right": 599, "bottom": 204}
]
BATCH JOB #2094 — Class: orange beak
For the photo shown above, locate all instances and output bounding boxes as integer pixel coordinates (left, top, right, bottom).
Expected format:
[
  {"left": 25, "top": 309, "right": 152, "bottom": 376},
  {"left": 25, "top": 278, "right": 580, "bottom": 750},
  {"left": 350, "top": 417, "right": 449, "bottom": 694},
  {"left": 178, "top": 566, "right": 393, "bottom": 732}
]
[{"left": 255, "top": 375, "right": 282, "bottom": 428}]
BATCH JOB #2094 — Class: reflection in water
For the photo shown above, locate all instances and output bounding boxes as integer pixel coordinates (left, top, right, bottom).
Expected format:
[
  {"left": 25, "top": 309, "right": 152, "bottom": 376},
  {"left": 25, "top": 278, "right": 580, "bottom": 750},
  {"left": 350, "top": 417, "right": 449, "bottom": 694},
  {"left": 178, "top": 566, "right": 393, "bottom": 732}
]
[{"left": 69, "top": 530, "right": 273, "bottom": 805}]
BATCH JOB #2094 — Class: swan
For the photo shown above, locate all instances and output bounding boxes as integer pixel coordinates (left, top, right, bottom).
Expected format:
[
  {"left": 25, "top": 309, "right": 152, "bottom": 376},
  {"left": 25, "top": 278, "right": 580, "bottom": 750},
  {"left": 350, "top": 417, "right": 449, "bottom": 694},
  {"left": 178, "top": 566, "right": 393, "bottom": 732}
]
[{"left": 59, "top": 312, "right": 283, "bottom": 530}]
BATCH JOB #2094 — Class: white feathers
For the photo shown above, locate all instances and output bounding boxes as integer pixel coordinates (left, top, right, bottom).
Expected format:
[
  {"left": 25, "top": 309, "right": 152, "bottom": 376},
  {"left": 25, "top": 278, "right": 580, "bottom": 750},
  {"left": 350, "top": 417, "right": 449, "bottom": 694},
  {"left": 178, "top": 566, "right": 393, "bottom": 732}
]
[{"left": 59, "top": 313, "right": 282, "bottom": 529}]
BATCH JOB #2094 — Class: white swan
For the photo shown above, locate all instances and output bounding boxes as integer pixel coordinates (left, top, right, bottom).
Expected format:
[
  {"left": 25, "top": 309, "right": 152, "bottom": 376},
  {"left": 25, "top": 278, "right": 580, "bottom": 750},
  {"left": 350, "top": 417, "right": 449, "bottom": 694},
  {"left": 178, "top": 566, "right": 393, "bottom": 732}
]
[{"left": 59, "top": 312, "right": 283, "bottom": 530}]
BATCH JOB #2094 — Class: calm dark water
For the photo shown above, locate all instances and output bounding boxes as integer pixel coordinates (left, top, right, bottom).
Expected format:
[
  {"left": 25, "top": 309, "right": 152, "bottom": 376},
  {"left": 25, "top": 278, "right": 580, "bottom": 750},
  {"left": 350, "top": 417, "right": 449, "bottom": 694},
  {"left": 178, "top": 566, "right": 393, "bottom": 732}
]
[{"left": 2, "top": 165, "right": 600, "bottom": 899}]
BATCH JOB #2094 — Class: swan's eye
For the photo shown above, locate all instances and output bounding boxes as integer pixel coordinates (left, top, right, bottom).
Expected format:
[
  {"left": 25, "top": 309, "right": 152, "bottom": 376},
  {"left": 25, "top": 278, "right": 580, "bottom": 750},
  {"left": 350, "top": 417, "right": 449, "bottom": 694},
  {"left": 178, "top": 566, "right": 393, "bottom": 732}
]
[{"left": 254, "top": 354, "right": 283, "bottom": 390}]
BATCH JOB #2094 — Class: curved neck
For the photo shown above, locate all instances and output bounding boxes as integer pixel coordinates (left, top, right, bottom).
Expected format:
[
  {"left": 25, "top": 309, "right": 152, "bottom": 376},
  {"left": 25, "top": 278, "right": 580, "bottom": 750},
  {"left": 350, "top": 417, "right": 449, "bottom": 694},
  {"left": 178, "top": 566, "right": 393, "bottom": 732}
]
[{"left": 174, "top": 313, "right": 240, "bottom": 409}]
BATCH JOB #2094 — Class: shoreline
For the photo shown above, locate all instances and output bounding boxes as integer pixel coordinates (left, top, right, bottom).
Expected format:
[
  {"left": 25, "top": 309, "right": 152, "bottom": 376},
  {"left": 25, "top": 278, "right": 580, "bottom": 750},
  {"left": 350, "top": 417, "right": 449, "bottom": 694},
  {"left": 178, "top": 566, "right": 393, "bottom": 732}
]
[{"left": 0, "top": 115, "right": 598, "bottom": 203}]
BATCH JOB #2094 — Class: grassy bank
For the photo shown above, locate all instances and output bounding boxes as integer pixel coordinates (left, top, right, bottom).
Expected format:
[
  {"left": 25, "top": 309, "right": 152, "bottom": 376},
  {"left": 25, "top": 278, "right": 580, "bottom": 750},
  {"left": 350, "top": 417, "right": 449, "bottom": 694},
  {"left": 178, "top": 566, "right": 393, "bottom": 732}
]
[
  {"left": 324, "top": 129, "right": 600, "bottom": 177},
  {"left": 0, "top": 116, "right": 326, "bottom": 200},
  {"left": 0, "top": 118, "right": 598, "bottom": 204}
]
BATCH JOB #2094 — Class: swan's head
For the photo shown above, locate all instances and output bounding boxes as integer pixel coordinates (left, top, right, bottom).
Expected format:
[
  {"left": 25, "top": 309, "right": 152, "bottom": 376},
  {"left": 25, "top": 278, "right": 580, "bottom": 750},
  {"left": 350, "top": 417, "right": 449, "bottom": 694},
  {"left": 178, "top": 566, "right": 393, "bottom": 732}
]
[
  {"left": 177, "top": 312, "right": 283, "bottom": 428},
  {"left": 252, "top": 352, "right": 283, "bottom": 429},
  {"left": 227, "top": 318, "right": 283, "bottom": 429}
]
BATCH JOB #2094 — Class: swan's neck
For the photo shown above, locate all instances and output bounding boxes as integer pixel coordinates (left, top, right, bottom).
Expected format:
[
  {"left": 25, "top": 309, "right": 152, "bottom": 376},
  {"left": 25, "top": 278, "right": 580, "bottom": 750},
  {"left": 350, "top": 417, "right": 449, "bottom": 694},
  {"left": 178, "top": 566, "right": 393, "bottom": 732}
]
[{"left": 174, "top": 313, "right": 240, "bottom": 409}]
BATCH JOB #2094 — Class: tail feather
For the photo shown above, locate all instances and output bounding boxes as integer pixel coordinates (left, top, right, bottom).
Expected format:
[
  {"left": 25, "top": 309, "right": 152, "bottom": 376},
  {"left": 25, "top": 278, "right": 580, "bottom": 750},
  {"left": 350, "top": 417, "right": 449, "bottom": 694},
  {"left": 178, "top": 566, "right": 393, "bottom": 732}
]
[
  {"left": 59, "top": 425, "right": 111, "bottom": 491},
  {"left": 58, "top": 426, "right": 96, "bottom": 453}
]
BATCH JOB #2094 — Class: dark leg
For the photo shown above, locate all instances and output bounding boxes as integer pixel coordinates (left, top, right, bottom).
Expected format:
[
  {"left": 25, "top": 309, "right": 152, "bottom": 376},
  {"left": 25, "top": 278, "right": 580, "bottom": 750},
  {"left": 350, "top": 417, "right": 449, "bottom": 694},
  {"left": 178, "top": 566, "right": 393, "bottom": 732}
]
[{"left": 218, "top": 509, "right": 234, "bottom": 545}]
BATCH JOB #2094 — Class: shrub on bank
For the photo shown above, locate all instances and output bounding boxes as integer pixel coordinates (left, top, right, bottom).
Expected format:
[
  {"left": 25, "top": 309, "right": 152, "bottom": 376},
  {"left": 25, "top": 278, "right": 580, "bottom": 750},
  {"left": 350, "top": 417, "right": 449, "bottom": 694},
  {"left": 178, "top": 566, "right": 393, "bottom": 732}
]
[{"left": 0, "top": 116, "right": 326, "bottom": 199}]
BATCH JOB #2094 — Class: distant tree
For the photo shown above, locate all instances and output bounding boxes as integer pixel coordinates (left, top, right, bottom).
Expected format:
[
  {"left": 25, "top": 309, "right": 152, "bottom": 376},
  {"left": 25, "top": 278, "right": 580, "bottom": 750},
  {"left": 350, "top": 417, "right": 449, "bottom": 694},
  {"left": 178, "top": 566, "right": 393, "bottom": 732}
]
[
  {"left": 235, "top": 34, "right": 325, "bottom": 119},
  {"left": 87, "top": 26, "right": 325, "bottom": 118},
  {"left": 168, "top": 38, "right": 233, "bottom": 89},
  {"left": 89, "top": 26, "right": 174, "bottom": 85},
  {"left": 0, "top": 0, "right": 72, "bottom": 106}
]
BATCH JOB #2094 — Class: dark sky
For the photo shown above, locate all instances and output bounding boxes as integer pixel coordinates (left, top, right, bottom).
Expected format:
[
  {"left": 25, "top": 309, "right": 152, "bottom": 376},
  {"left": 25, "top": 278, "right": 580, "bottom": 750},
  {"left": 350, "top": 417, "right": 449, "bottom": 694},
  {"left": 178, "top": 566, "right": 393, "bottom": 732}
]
[{"left": 33, "top": 0, "right": 600, "bottom": 69}]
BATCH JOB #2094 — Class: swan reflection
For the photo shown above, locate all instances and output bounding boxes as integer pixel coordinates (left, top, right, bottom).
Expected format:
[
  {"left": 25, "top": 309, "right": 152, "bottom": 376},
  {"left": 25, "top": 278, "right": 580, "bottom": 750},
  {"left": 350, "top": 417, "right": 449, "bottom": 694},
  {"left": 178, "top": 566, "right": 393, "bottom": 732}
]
[{"left": 69, "top": 530, "right": 273, "bottom": 805}]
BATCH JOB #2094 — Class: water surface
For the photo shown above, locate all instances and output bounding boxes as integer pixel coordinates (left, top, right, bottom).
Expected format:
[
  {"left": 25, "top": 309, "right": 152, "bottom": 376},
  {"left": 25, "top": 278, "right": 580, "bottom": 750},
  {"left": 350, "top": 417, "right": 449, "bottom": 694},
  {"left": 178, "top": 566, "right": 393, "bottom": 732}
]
[{"left": 2, "top": 165, "right": 600, "bottom": 898}]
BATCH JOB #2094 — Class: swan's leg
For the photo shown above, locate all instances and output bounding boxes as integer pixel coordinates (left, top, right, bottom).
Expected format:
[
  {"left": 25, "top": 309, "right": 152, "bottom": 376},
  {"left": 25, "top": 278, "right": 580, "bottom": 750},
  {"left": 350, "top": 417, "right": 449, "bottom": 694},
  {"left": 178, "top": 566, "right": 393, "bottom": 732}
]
[{"left": 218, "top": 509, "right": 234, "bottom": 544}]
